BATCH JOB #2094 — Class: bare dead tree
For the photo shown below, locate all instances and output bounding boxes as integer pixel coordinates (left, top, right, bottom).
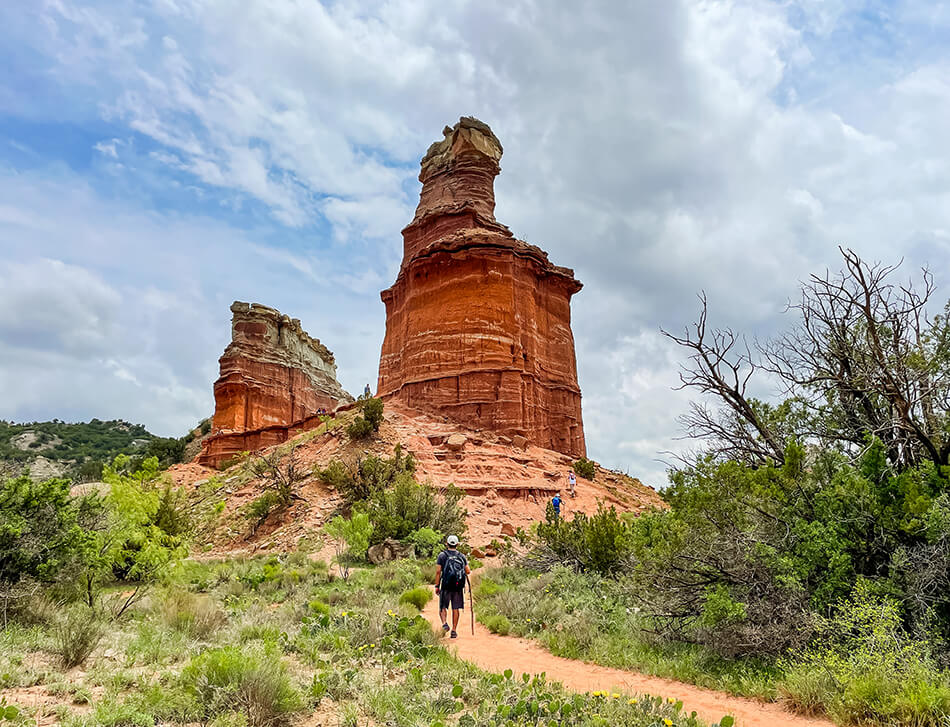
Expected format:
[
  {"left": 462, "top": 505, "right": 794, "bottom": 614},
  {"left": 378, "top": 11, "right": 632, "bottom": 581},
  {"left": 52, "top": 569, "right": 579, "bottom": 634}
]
[
  {"left": 762, "top": 247, "right": 950, "bottom": 470},
  {"left": 666, "top": 248, "right": 950, "bottom": 472},
  {"left": 246, "top": 444, "right": 309, "bottom": 532},
  {"left": 661, "top": 292, "right": 787, "bottom": 466}
]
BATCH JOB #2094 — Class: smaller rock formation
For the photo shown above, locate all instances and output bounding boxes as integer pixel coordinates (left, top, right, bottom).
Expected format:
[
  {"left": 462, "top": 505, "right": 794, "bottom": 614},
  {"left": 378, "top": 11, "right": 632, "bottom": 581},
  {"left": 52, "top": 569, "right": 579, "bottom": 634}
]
[
  {"left": 213, "top": 302, "right": 351, "bottom": 431},
  {"left": 198, "top": 302, "right": 352, "bottom": 467}
]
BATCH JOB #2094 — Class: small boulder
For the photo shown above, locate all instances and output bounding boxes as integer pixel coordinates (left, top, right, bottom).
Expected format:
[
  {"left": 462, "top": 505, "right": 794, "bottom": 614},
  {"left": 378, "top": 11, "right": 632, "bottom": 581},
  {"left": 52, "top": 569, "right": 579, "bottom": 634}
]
[
  {"left": 446, "top": 433, "right": 468, "bottom": 451},
  {"left": 484, "top": 547, "right": 498, "bottom": 557},
  {"left": 486, "top": 517, "right": 501, "bottom": 526},
  {"left": 470, "top": 547, "right": 485, "bottom": 559},
  {"left": 367, "top": 538, "right": 416, "bottom": 564},
  {"left": 69, "top": 481, "right": 110, "bottom": 498},
  {"left": 512, "top": 434, "right": 528, "bottom": 449},
  {"left": 500, "top": 523, "right": 517, "bottom": 537}
]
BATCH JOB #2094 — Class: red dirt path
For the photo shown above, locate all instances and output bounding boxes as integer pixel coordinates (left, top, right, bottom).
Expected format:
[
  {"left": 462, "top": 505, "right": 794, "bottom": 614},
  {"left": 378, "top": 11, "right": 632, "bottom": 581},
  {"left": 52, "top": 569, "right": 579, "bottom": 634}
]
[{"left": 422, "top": 590, "right": 834, "bottom": 727}]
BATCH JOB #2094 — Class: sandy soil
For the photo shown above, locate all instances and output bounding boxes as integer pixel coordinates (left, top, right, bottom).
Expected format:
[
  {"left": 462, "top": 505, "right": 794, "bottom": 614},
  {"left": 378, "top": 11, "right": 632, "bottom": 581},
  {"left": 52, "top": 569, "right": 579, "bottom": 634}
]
[{"left": 421, "top": 590, "right": 834, "bottom": 727}]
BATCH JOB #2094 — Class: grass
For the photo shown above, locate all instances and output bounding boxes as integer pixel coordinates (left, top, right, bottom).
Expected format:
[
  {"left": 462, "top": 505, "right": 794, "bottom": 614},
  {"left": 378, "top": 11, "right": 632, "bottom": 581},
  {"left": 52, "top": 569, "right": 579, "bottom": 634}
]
[
  {"left": 51, "top": 605, "right": 105, "bottom": 669},
  {"left": 476, "top": 566, "right": 780, "bottom": 700},
  {"left": 0, "top": 550, "right": 728, "bottom": 727},
  {"left": 475, "top": 566, "right": 950, "bottom": 727}
]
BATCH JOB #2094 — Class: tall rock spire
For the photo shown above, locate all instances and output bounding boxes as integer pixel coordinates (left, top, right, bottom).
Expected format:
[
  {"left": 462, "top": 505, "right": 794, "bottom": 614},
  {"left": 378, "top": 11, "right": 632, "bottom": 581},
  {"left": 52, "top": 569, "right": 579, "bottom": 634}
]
[
  {"left": 401, "top": 117, "right": 508, "bottom": 263},
  {"left": 377, "top": 117, "right": 586, "bottom": 457}
]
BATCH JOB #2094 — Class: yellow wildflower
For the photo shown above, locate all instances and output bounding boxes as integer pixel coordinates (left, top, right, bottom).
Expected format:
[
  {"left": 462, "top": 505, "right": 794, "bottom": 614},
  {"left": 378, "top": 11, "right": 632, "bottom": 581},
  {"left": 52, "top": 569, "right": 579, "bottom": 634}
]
[
  {"left": 612, "top": 693, "right": 620, "bottom": 699},
  {"left": 628, "top": 699, "right": 638, "bottom": 705},
  {"left": 668, "top": 697, "right": 676, "bottom": 703},
  {"left": 663, "top": 720, "right": 673, "bottom": 727}
]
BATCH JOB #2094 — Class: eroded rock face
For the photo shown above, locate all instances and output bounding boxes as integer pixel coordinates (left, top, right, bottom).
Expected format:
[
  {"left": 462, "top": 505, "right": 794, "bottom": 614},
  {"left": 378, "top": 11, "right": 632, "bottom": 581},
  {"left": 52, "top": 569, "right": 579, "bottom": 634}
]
[
  {"left": 198, "top": 302, "right": 352, "bottom": 466},
  {"left": 378, "top": 118, "right": 586, "bottom": 457}
]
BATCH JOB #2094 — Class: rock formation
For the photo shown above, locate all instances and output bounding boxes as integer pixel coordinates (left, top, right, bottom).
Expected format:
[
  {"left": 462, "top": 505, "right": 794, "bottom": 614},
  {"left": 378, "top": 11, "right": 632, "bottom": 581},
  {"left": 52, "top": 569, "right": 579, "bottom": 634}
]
[
  {"left": 377, "top": 117, "right": 586, "bottom": 457},
  {"left": 198, "top": 302, "right": 352, "bottom": 467}
]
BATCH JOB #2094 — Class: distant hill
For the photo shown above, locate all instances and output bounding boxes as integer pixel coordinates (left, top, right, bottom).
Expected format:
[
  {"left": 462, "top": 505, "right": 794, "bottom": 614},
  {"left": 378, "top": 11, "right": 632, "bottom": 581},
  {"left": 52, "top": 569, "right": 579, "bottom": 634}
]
[
  {"left": 0, "top": 418, "right": 210, "bottom": 481},
  {"left": 0, "top": 419, "right": 154, "bottom": 462}
]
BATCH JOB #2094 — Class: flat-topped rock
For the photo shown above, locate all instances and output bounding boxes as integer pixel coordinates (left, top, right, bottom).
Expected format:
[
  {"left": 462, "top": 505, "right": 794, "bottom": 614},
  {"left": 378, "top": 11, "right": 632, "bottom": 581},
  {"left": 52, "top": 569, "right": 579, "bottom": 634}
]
[{"left": 198, "top": 301, "right": 353, "bottom": 467}]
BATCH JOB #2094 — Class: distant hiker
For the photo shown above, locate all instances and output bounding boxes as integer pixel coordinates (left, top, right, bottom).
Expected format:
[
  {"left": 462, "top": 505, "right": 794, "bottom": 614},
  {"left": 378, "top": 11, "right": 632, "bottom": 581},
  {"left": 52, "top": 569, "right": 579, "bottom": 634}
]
[
  {"left": 568, "top": 471, "right": 577, "bottom": 498},
  {"left": 363, "top": 383, "right": 372, "bottom": 398},
  {"left": 435, "top": 535, "right": 470, "bottom": 639},
  {"left": 551, "top": 492, "right": 562, "bottom": 518}
]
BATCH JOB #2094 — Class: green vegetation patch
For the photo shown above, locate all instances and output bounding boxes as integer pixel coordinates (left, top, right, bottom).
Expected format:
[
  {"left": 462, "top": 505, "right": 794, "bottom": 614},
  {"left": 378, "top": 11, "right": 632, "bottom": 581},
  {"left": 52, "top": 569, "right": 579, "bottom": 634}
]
[{"left": 0, "top": 543, "right": 725, "bottom": 727}]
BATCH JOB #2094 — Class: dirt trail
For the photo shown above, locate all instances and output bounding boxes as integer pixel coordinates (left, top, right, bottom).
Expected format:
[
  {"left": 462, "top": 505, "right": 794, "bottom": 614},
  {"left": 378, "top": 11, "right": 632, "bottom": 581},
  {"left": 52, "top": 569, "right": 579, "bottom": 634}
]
[{"left": 422, "top": 592, "right": 833, "bottom": 727}]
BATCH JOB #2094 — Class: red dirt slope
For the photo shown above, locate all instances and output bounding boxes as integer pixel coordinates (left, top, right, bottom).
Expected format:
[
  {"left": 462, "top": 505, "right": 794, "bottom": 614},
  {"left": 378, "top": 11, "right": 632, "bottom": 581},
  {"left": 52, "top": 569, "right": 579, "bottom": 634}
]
[{"left": 169, "top": 402, "right": 663, "bottom": 552}]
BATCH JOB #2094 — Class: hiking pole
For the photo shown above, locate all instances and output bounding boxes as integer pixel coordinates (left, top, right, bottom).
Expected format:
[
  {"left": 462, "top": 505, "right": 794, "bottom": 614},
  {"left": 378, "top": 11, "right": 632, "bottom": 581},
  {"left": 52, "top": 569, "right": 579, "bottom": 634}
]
[{"left": 467, "top": 574, "right": 474, "bottom": 636}]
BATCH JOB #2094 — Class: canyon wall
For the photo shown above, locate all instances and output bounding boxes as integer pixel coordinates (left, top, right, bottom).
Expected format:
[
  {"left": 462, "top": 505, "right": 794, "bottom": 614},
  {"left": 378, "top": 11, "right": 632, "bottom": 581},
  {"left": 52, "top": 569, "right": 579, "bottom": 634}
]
[
  {"left": 377, "top": 118, "right": 586, "bottom": 457},
  {"left": 198, "top": 302, "right": 352, "bottom": 467}
]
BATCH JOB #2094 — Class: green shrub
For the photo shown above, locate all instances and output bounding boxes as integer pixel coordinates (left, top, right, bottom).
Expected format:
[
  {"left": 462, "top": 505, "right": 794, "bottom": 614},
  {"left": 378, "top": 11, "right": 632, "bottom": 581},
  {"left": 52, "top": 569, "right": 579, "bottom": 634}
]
[
  {"left": 89, "top": 698, "right": 156, "bottom": 727},
  {"left": 325, "top": 513, "right": 373, "bottom": 579},
  {"left": 0, "top": 475, "right": 104, "bottom": 592},
  {"left": 475, "top": 578, "right": 501, "bottom": 599},
  {"left": 780, "top": 583, "right": 950, "bottom": 726},
  {"left": 345, "top": 417, "right": 374, "bottom": 440},
  {"left": 482, "top": 612, "right": 511, "bottom": 635},
  {"left": 345, "top": 398, "right": 384, "bottom": 440},
  {"left": 367, "top": 560, "right": 423, "bottom": 594},
  {"left": 406, "top": 527, "right": 443, "bottom": 558},
  {"left": 367, "top": 477, "right": 466, "bottom": 545},
  {"left": 131, "top": 436, "right": 186, "bottom": 470},
  {"left": 361, "top": 398, "right": 384, "bottom": 430},
  {"left": 244, "top": 491, "right": 282, "bottom": 526},
  {"left": 573, "top": 457, "right": 596, "bottom": 480},
  {"left": 160, "top": 589, "right": 227, "bottom": 639},
  {"left": 307, "top": 599, "right": 330, "bottom": 616},
  {"left": 535, "top": 503, "right": 632, "bottom": 576},
  {"left": 180, "top": 645, "right": 303, "bottom": 727},
  {"left": 317, "top": 448, "right": 415, "bottom": 504},
  {"left": 0, "top": 697, "right": 20, "bottom": 723},
  {"left": 398, "top": 587, "right": 431, "bottom": 611},
  {"left": 52, "top": 604, "right": 104, "bottom": 668}
]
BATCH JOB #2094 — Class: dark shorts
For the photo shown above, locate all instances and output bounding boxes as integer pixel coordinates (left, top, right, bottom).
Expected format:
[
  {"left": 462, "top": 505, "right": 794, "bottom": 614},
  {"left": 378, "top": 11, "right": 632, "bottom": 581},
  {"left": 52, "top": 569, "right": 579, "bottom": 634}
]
[{"left": 439, "top": 589, "right": 464, "bottom": 610}]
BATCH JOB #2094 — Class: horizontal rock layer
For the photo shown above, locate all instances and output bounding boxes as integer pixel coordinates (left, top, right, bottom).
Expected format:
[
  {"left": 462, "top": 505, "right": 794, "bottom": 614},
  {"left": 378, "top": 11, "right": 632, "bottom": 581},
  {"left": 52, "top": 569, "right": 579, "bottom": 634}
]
[
  {"left": 198, "top": 302, "right": 353, "bottom": 467},
  {"left": 378, "top": 117, "right": 586, "bottom": 457}
]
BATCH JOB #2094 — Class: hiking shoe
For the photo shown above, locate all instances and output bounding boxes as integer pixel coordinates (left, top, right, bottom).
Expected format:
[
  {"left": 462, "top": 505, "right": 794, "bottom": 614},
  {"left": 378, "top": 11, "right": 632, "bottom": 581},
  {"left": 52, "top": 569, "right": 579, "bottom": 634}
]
[
  {"left": 450, "top": 630, "right": 458, "bottom": 639},
  {"left": 442, "top": 623, "right": 450, "bottom": 632}
]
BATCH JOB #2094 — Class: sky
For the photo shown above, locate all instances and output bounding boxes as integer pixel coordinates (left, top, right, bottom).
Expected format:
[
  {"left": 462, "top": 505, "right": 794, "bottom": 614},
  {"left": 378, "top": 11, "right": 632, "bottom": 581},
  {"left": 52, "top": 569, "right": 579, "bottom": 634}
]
[{"left": 2, "top": 1, "right": 950, "bottom": 488}]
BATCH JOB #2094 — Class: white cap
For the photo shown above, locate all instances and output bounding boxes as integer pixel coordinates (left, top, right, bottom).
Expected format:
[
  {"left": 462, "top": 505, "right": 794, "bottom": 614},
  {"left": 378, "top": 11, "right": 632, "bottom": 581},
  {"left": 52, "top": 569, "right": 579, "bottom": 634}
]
[{"left": 446, "top": 535, "right": 459, "bottom": 546}]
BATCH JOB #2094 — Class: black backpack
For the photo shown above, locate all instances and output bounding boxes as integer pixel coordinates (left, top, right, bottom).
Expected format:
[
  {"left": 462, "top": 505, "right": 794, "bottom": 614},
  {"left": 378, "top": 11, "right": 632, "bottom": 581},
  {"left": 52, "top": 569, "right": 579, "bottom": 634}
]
[{"left": 441, "top": 550, "right": 466, "bottom": 590}]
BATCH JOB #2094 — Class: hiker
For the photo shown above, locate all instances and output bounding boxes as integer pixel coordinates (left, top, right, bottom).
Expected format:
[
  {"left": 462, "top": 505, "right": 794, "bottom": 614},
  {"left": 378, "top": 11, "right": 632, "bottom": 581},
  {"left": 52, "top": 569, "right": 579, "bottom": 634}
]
[
  {"left": 363, "top": 383, "right": 372, "bottom": 398},
  {"left": 435, "top": 534, "right": 470, "bottom": 639},
  {"left": 568, "top": 471, "right": 577, "bottom": 498},
  {"left": 551, "top": 492, "right": 562, "bottom": 518}
]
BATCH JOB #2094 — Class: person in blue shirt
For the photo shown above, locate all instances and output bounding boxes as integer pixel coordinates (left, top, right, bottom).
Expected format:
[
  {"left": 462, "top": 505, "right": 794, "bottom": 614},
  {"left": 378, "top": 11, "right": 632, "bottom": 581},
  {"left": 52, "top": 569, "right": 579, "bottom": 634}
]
[{"left": 551, "top": 492, "right": 562, "bottom": 518}]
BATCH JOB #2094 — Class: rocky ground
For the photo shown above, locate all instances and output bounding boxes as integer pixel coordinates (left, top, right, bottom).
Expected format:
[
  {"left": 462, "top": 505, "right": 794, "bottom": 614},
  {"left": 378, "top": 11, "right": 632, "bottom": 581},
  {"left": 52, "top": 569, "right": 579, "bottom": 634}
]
[{"left": 169, "top": 401, "right": 665, "bottom": 555}]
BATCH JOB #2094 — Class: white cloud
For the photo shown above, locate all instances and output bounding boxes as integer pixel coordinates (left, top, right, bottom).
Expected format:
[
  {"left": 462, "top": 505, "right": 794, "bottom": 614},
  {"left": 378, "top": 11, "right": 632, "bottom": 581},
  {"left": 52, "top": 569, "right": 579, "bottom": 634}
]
[
  {"left": 2, "top": 0, "right": 950, "bottom": 485},
  {"left": 0, "top": 258, "right": 121, "bottom": 356}
]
